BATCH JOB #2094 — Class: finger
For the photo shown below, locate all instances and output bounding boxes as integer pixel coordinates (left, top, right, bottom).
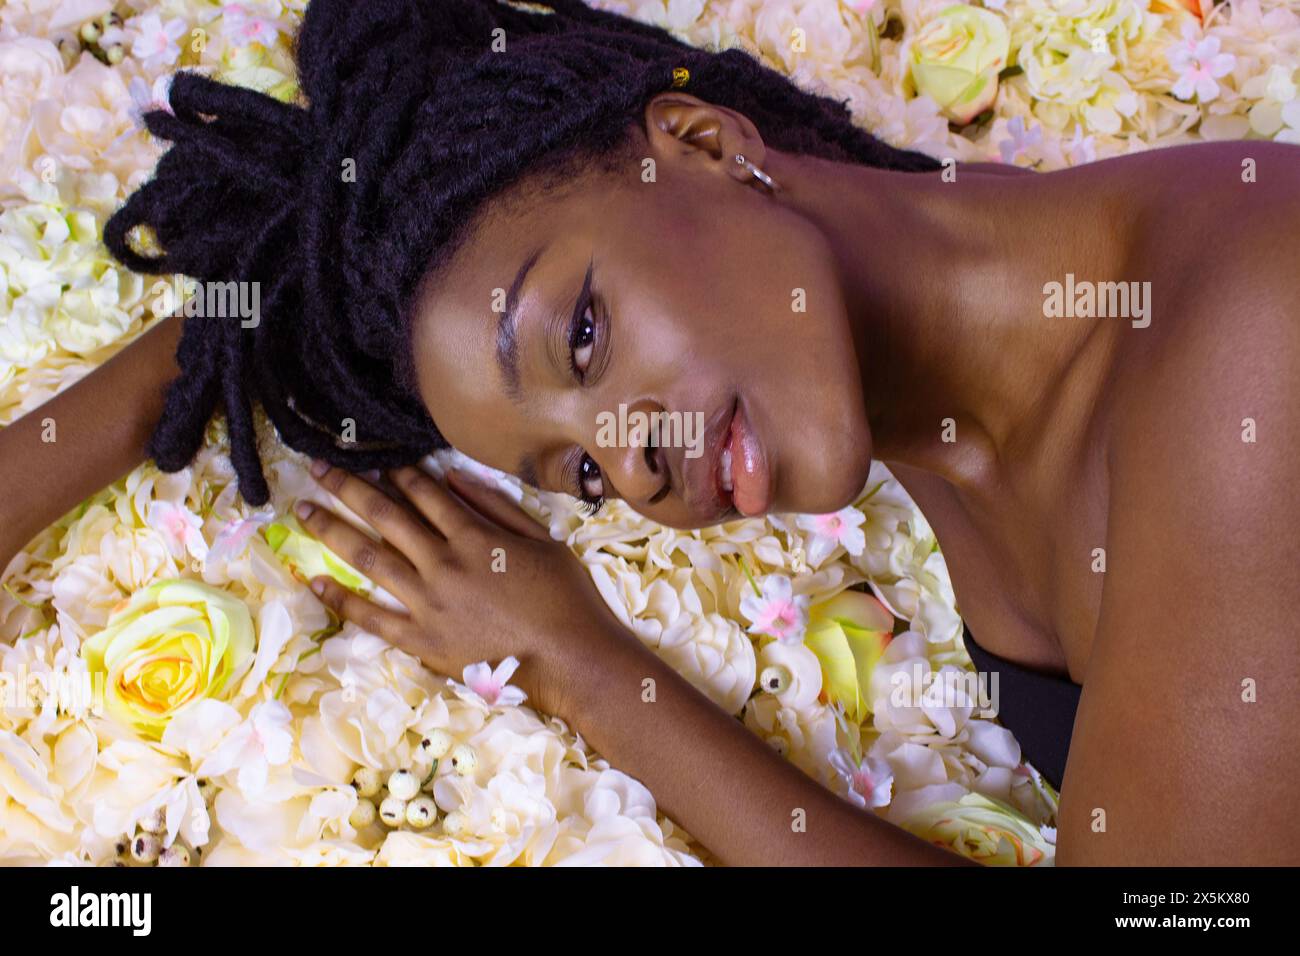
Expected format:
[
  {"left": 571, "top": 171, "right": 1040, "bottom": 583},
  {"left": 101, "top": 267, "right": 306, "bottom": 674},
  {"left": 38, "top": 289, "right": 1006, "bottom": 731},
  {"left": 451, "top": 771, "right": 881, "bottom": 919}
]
[
  {"left": 309, "top": 460, "right": 442, "bottom": 566},
  {"left": 388, "top": 465, "right": 478, "bottom": 538},
  {"left": 446, "top": 468, "right": 552, "bottom": 542},
  {"left": 294, "top": 499, "right": 421, "bottom": 605},
  {"left": 309, "top": 576, "right": 428, "bottom": 660}
]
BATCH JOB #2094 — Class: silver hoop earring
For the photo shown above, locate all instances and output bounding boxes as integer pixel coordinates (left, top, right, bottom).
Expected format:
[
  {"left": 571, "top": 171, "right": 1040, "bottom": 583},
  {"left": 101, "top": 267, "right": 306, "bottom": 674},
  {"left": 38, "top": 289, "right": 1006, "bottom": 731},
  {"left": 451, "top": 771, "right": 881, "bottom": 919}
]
[{"left": 734, "top": 153, "right": 779, "bottom": 193}]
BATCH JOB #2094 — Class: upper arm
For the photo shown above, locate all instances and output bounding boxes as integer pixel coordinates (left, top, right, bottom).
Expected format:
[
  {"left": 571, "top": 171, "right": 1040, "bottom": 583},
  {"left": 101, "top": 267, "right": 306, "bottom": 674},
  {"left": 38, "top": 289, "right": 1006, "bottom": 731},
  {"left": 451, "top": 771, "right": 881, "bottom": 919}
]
[{"left": 1056, "top": 308, "right": 1300, "bottom": 864}]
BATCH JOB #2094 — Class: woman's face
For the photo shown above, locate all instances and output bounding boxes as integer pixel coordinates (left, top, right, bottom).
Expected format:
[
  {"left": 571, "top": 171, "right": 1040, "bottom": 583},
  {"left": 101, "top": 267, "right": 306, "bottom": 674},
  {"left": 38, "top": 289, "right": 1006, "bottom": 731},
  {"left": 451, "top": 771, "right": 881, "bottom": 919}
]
[{"left": 410, "top": 100, "right": 872, "bottom": 529}]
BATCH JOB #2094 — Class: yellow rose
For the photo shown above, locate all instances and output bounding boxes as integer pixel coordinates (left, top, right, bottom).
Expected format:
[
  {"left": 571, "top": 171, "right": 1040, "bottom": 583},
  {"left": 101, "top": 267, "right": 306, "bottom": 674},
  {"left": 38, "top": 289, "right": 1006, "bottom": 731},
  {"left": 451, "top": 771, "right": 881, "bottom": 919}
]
[
  {"left": 803, "top": 589, "right": 894, "bottom": 723},
  {"left": 82, "top": 580, "right": 255, "bottom": 740},
  {"left": 909, "top": 5, "right": 1010, "bottom": 124},
  {"left": 903, "top": 793, "right": 1053, "bottom": 866}
]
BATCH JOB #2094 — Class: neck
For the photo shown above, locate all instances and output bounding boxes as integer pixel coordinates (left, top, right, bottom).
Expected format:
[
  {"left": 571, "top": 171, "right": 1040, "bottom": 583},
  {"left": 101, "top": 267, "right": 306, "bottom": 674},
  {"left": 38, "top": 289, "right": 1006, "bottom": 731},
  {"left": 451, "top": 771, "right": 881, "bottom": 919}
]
[{"left": 768, "top": 149, "right": 1125, "bottom": 494}]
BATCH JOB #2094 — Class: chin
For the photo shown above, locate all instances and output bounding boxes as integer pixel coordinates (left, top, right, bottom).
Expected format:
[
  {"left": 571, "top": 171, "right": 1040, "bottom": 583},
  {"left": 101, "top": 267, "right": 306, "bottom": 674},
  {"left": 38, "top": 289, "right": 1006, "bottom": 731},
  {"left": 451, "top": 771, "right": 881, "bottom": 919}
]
[{"left": 786, "top": 447, "right": 874, "bottom": 517}]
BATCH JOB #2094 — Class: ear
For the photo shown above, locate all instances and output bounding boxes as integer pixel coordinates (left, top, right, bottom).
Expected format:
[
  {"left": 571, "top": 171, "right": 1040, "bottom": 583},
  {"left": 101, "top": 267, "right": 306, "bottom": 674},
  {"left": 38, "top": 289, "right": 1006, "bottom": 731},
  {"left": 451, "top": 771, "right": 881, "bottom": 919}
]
[{"left": 642, "top": 92, "right": 768, "bottom": 188}]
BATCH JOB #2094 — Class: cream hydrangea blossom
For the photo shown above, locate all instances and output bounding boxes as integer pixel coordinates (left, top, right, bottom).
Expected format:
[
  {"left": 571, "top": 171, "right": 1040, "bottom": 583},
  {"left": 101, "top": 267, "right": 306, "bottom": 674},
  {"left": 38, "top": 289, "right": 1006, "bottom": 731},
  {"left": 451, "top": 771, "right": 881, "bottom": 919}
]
[{"left": 6, "top": 0, "right": 1298, "bottom": 867}]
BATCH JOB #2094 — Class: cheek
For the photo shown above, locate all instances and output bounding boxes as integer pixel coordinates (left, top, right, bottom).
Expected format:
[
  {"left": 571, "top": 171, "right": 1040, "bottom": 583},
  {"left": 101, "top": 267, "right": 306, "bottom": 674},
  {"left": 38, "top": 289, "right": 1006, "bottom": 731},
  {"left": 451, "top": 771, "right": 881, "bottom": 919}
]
[
  {"left": 617, "top": 203, "right": 819, "bottom": 353},
  {"left": 723, "top": 210, "right": 872, "bottom": 511},
  {"left": 708, "top": 208, "right": 855, "bottom": 390}
]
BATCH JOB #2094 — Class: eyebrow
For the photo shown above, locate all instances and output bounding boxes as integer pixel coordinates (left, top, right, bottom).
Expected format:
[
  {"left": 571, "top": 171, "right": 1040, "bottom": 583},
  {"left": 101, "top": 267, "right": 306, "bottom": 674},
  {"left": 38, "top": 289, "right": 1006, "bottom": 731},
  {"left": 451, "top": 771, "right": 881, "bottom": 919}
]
[{"left": 496, "top": 244, "right": 545, "bottom": 404}]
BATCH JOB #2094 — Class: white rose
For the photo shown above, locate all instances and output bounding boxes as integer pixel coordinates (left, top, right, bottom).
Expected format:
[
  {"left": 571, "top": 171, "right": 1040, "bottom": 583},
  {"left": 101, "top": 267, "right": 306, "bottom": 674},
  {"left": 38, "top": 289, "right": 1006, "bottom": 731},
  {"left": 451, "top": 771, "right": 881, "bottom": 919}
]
[
  {"left": 29, "top": 56, "right": 135, "bottom": 172},
  {"left": 753, "top": 0, "right": 855, "bottom": 74},
  {"left": 655, "top": 611, "right": 757, "bottom": 714},
  {"left": 374, "top": 830, "right": 477, "bottom": 866},
  {"left": 0, "top": 36, "right": 65, "bottom": 185},
  {"left": 100, "top": 526, "right": 178, "bottom": 591},
  {"left": 50, "top": 554, "right": 121, "bottom": 637},
  {"left": 743, "top": 693, "right": 840, "bottom": 780},
  {"left": 288, "top": 840, "right": 376, "bottom": 866},
  {"left": 0, "top": 729, "right": 79, "bottom": 861}
]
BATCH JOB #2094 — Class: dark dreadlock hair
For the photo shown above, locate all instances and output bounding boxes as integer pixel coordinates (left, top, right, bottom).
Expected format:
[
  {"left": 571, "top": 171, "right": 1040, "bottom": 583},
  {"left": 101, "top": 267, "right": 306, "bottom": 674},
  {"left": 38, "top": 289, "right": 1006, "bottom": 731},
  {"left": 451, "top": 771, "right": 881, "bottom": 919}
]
[{"left": 103, "top": 0, "right": 939, "bottom": 506}]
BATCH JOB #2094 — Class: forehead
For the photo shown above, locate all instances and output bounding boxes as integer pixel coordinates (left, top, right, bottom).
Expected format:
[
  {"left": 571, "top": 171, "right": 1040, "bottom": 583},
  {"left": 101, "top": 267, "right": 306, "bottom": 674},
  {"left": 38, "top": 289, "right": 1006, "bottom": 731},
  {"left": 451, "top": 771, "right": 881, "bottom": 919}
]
[
  {"left": 407, "top": 171, "right": 622, "bottom": 466},
  {"left": 429, "top": 170, "right": 605, "bottom": 307}
]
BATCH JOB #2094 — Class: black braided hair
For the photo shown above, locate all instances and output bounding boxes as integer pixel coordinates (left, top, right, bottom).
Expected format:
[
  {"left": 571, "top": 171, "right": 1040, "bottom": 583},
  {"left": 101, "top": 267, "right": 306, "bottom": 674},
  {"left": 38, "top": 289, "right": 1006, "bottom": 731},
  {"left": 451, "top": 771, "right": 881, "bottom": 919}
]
[{"left": 103, "top": 0, "right": 940, "bottom": 506}]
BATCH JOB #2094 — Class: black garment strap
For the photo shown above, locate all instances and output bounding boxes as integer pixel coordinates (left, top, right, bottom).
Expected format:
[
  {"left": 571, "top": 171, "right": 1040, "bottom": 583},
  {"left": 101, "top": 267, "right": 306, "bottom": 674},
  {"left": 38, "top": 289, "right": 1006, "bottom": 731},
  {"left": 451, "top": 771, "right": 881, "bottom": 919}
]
[{"left": 962, "top": 625, "right": 1082, "bottom": 792}]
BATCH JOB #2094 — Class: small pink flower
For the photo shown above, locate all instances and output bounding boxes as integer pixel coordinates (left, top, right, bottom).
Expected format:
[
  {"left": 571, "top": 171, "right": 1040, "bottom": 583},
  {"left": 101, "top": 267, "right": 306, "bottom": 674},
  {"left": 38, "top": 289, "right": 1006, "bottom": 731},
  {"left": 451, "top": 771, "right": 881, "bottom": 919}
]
[
  {"left": 130, "top": 14, "right": 187, "bottom": 71},
  {"left": 795, "top": 506, "right": 866, "bottom": 567},
  {"left": 195, "top": 701, "right": 293, "bottom": 796},
  {"left": 146, "top": 500, "right": 208, "bottom": 562},
  {"left": 222, "top": 5, "right": 282, "bottom": 48},
  {"left": 208, "top": 514, "right": 269, "bottom": 566},
  {"left": 462, "top": 656, "right": 528, "bottom": 708},
  {"left": 740, "top": 574, "right": 810, "bottom": 644},
  {"left": 1168, "top": 25, "right": 1235, "bottom": 103},
  {"left": 829, "top": 749, "right": 893, "bottom": 809},
  {"left": 998, "top": 115, "right": 1043, "bottom": 166}
]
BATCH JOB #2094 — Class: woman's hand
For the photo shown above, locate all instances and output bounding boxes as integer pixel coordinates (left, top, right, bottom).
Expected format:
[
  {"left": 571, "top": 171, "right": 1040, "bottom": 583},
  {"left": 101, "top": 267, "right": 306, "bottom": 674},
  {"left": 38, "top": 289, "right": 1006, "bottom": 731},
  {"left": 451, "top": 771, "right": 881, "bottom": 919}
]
[
  {"left": 293, "top": 460, "right": 623, "bottom": 720},
  {"left": 294, "top": 461, "right": 971, "bottom": 866}
]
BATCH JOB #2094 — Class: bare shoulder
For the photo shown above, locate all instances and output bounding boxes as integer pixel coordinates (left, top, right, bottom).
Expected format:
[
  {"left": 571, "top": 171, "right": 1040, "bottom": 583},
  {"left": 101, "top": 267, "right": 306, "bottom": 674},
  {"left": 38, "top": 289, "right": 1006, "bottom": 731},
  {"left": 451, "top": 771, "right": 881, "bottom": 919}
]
[
  {"left": 1102, "top": 250, "right": 1299, "bottom": 619},
  {"left": 1106, "top": 144, "right": 1300, "bottom": 682},
  {"left": 1053, "top": 157, "right": 1300, "bottom": 863},
  {"left": 1135, "top": 140, "right": 1300, "bottom": 286},
  {"left": 1111, "top": 140, "right": 1299, "bottom": 450}
]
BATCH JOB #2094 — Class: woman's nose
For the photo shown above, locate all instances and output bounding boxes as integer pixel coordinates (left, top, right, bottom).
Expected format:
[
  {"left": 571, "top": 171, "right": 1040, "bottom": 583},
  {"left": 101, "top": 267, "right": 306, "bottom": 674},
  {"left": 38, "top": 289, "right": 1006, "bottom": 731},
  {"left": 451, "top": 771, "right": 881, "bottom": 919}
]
[{"left": 594, "top": 398, "right": 672, "bottom": 506}]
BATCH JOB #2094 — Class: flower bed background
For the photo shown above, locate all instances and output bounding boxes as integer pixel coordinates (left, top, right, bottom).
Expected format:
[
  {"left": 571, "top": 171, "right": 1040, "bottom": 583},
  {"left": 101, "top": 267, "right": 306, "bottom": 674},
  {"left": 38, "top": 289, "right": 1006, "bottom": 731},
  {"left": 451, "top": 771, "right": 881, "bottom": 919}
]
[{"left": 2, "top": 0, "right": 1297, "bottom": 866}]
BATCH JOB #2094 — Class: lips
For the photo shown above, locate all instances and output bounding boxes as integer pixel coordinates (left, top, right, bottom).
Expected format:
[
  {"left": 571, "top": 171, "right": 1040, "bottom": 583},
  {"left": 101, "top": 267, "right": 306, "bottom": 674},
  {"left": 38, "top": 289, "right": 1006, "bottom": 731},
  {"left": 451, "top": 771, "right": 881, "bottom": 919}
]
[
  {"left": 683, "top": 395, "right": 771, "bottom": 521},
  {"left": 719, "top": 399, "right": 771, "bottom": 516}
]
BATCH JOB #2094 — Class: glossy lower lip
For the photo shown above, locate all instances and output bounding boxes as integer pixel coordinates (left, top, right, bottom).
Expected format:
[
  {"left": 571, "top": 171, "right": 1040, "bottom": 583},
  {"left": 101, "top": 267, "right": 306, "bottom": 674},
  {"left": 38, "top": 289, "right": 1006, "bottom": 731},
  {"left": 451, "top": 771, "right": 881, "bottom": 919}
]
[{"left": 721, "top": 399, "right": 771, "bottom": 516}]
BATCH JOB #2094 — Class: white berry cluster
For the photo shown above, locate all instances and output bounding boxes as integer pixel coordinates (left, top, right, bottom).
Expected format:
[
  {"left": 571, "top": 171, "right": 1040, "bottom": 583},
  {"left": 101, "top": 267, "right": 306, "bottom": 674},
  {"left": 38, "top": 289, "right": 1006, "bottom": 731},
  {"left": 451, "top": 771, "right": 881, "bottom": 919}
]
[
  {"left": 349, "top": 731, "right": 480, "bottom": 835},
  {"left": 114, "top": 777, "right": 216, "bottom": 867},
  {"left": 73, "top": 12, "right": 128, "bottom": 66}
]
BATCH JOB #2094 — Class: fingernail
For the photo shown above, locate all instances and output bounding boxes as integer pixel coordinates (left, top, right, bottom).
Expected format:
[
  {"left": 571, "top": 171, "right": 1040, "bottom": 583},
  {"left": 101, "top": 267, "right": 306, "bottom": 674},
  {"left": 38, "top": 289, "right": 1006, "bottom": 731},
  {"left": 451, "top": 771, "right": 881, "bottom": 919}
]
[
  {"left": 310, "top": 578, "right": 325, "bottom": 596},
  {"left": 295, "top": 500, "right": 314, "bottom": 520},
  {"left": 309, "top": 459, "right": 329, "bottom": 478},
  {"left": 363, "top": 469, "right": 381, "bottom": 482}
]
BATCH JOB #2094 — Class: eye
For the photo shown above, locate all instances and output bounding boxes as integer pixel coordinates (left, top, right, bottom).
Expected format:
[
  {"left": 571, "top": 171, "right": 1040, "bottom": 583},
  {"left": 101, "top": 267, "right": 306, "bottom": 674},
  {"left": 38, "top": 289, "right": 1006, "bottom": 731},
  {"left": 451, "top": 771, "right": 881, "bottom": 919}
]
[
  {"left": 573, "top": 451, "right": 605, "bottom": 515},
  {"left": 569, "top": 299, "right": 596, "bottom": 379}
]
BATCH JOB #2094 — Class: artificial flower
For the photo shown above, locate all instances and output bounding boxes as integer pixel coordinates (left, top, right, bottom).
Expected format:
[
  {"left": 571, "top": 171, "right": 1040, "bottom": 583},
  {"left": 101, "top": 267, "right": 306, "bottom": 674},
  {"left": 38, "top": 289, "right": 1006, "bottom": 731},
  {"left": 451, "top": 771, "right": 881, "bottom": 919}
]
[
  {"left": 795, "top": 506, "right": 867, "bottom": 567},
  {"left": 739, "top": 573, "right": 810, "bottom": 644},
  {"left": 263, "top": 514, "right": 371, "bottom": 592},
  {"left": 829, "top": 747, "right": 894, "bottom": 808},
  {"left": 803, "top": 589, "right": 895, "bottom": 722},
  {"left": 195, "top": 700, "right": 294, "bottom": 796},
  {"left": 461, "top": 656, "right": 528, "bottom": 708},
  {"left": 1168, "top": 23, "right": 1236, "bottom": 102},
  {"left": 902, "top": 792, "right": 1055, "bottom": 865},
  {"left": 128, "top": 14, "right": 186, "bottom": 71},
  {"left": 80, "top": 579, "right": 255, "bottom": 738},
  {"left": 908, "top": 4, "right": 1011, "bottom": 123}
]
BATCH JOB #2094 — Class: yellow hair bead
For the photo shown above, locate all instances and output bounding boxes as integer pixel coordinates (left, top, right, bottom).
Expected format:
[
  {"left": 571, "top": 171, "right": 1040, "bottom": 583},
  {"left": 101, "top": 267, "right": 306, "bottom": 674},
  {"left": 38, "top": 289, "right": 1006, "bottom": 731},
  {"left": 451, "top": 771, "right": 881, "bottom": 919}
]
[
  {"left": 124, "top": 223, "right": 164, "bottom": 259},
  {"left": 671, "top": 66, "right": 690, "bottom": 88}
]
